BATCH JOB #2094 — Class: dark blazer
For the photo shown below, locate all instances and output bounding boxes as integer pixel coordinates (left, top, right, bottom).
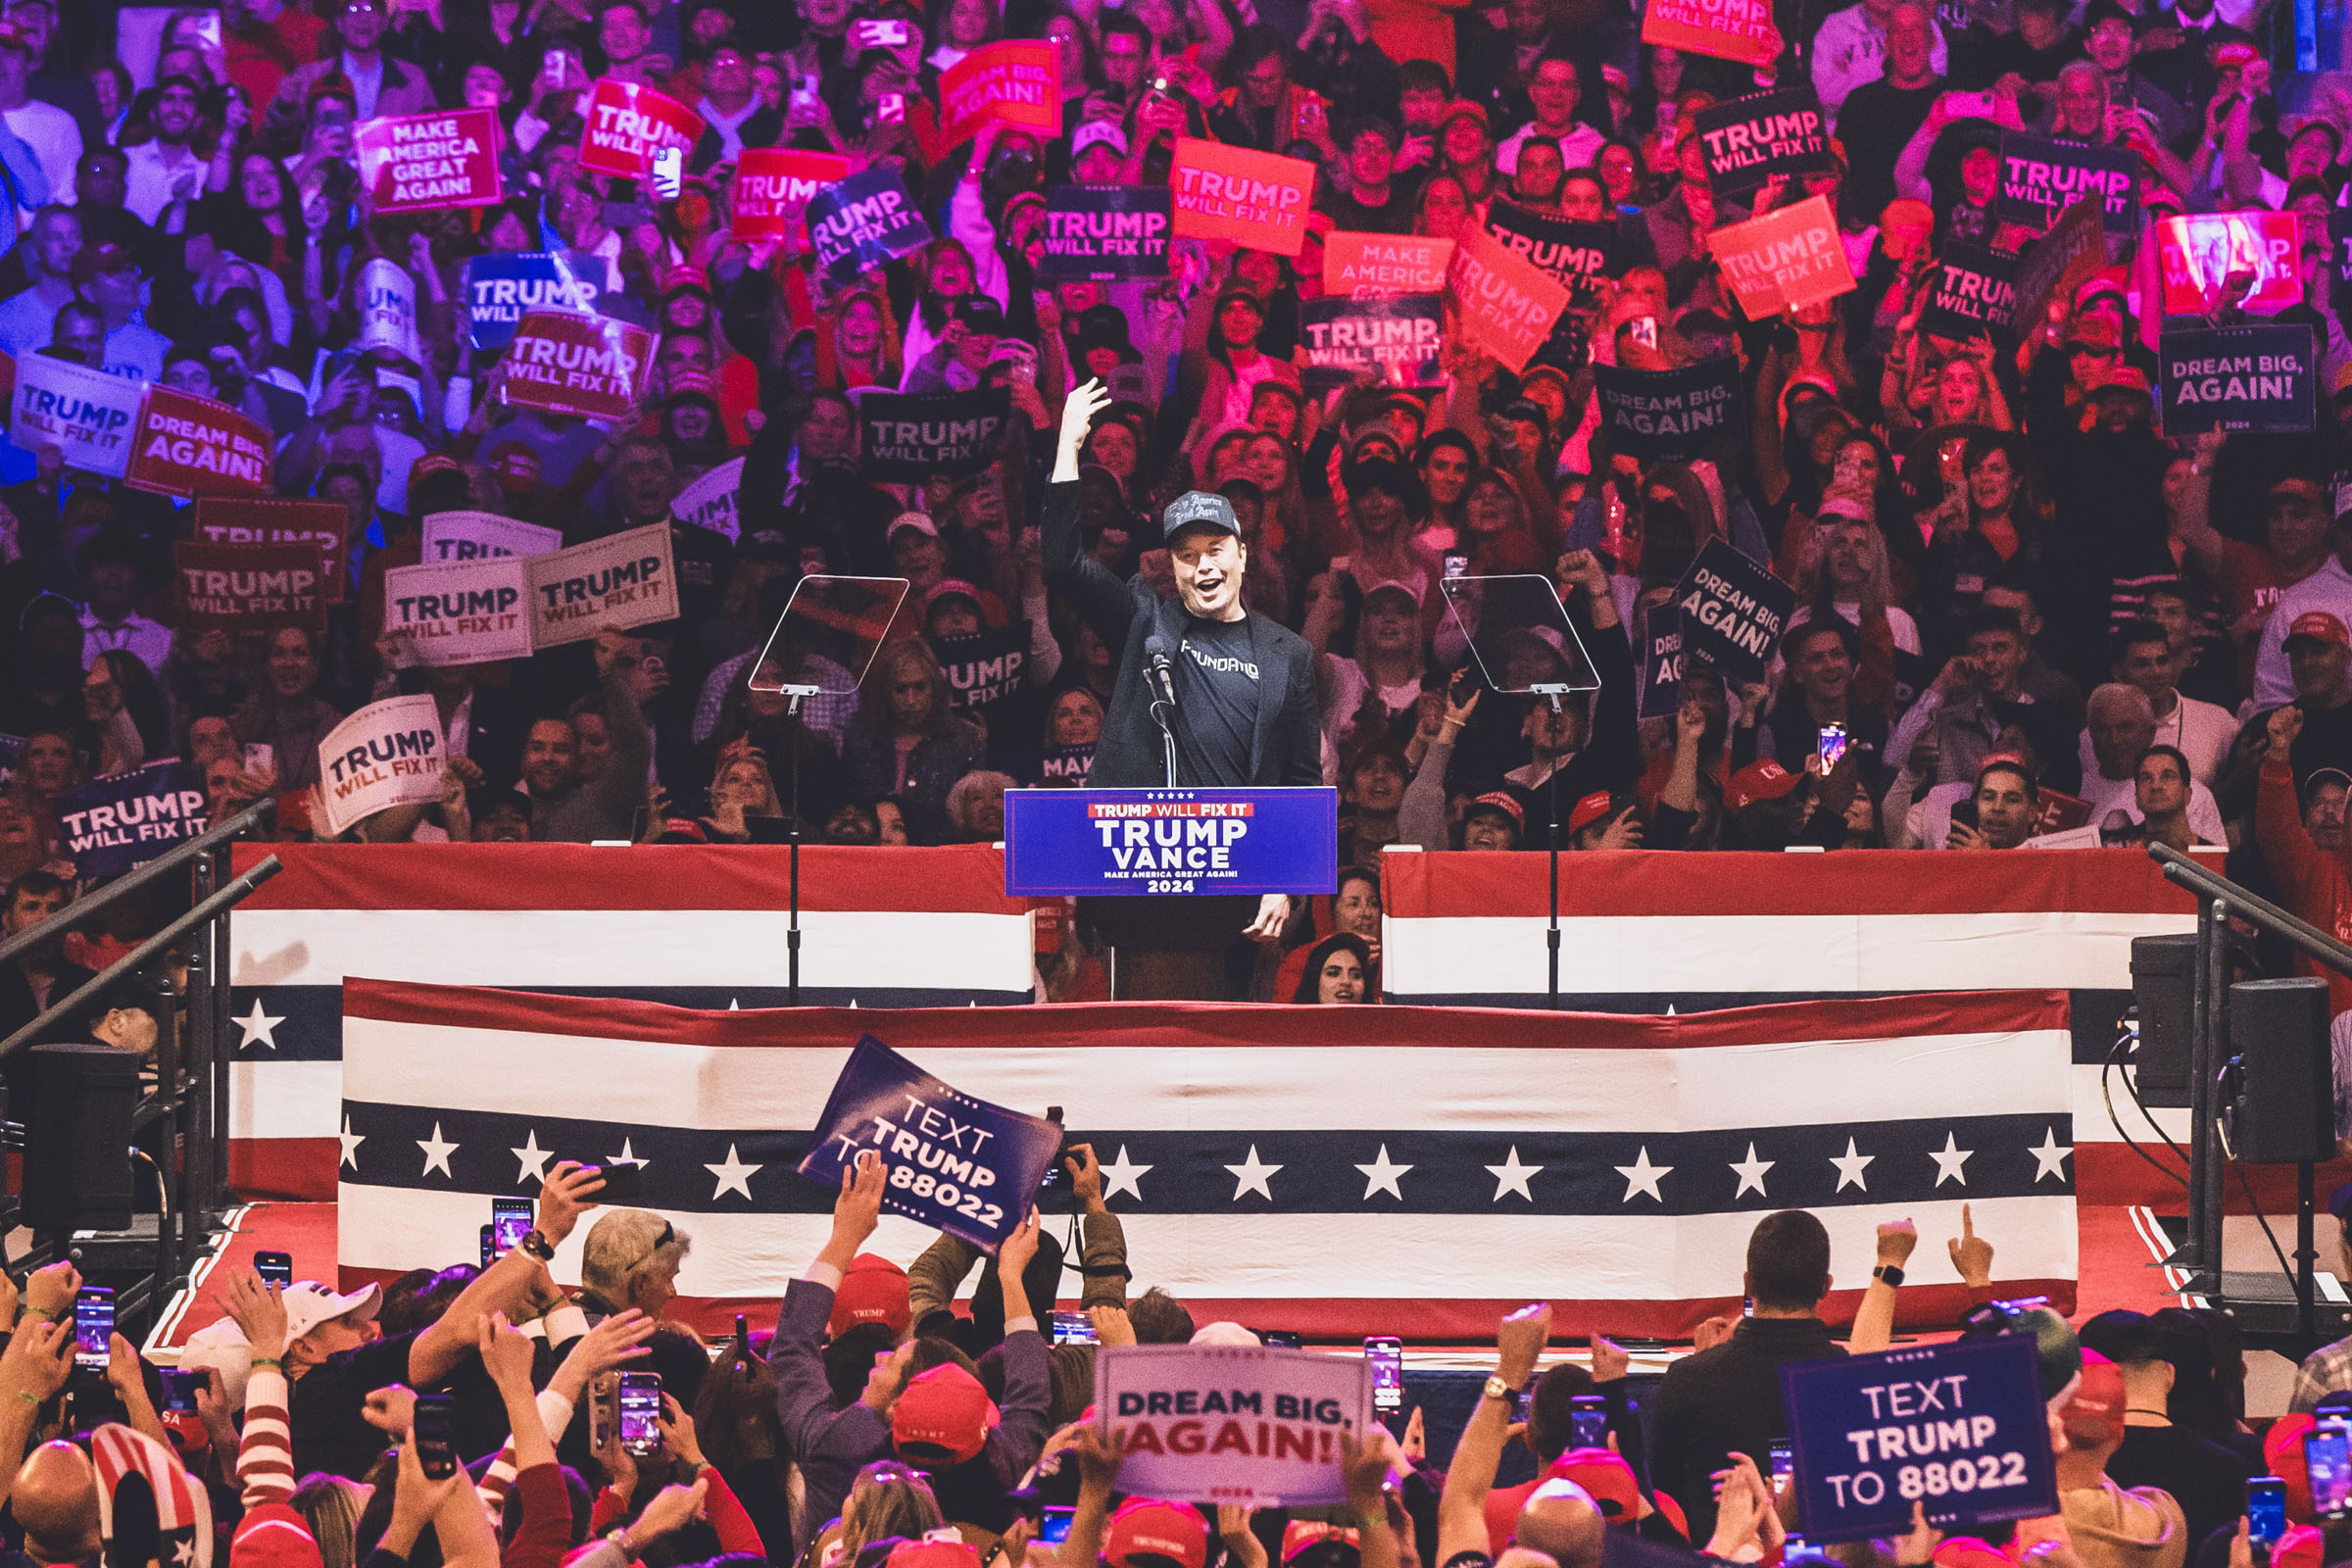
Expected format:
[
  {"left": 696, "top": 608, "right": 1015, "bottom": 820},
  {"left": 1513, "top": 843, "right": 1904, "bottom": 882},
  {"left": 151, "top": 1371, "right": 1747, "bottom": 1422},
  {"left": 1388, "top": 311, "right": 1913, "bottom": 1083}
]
[{"left": 1042, "top": 480, "right": 1321, "bottom": 790}]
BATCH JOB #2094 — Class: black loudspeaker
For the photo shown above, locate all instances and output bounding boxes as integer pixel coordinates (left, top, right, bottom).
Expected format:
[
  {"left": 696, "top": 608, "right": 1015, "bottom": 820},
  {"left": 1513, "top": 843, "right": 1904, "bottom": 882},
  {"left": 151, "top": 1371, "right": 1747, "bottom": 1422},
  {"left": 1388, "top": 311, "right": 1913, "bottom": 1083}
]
[
  {"left": 2228, "top": 977, "right": 2335, "bottom": 1164},
  {"left": 2132, "top": 933, "right": 2199, "bottom": 1108},
  {"left": 21, "top": 1042, "right": 136, "bottom": 1232}
]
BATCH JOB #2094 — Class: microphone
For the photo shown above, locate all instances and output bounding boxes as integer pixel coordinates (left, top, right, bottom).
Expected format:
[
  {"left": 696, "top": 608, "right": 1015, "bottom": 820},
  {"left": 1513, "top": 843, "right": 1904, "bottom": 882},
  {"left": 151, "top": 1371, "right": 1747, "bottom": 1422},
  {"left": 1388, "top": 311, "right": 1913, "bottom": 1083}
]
[{"left": 1144, "top": 635, "right": 1178, "bottom": 709}]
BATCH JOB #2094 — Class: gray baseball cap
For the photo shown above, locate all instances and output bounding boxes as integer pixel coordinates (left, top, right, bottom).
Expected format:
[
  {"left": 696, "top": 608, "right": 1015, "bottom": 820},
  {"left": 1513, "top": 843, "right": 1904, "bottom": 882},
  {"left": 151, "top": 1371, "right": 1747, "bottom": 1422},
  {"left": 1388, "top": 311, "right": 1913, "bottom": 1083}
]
[{"left": 1162, "top": 490, "right": 1240, "bottom": 541}]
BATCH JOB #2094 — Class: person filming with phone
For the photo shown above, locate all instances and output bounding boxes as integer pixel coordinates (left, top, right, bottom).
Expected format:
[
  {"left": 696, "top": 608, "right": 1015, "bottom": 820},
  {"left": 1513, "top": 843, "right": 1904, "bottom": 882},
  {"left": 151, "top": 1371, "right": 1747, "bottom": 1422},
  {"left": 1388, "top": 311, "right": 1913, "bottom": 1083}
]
[{"left": 1043, "top": 378, "right": 1323, "bottom": 999}]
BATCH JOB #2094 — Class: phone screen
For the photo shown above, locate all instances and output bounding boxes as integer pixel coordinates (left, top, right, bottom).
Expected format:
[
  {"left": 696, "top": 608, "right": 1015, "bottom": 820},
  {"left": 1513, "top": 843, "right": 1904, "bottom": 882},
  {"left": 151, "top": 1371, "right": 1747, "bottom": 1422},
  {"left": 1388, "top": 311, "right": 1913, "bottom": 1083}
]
[
  {"left": 878, "top": 93, "right": 906, "bottom": 124},
  {"left": 1770, "top": 1441, "right": 1794, "bottom": 1487},
  {"left": 1364, "top": 1337, "right": 1402, "bottom": 1413},
  {"left": 491, "top": 1199, "right": 533, "bottom": 1256},
  {"left": 1259, "top": 1331, "right": 1301, "bottom": 1349},
  {"left": 2309, "top": 1428, "right": 2351, "bottom": 1520},
  {"left": 254, "top": 1250, "right": 293, "bottom": 1288},
  {"left": 2249, "top": 1477, "right": 2287, "bottom": 1544},
  {"left": 1817, "top": 723, "right": 1848, "bottom": 769},
  {"left": 1570, "top": 1395, "right": 1608, "bottom": 1447},
  {"left": 619, "top": 1373, "right": 663, "bottom": 1456},
  {"left": 543, "top": 48, "right": 575, "bottom": 84},
  {"left": 480, "top": 1223, "right": 496, "bottom": 1269},
  {"left": 1051, "top": 1311, "right": 1099, "bottom": 1346},
  {"left": 74, "top": 1289, "right": 115, "bottom": 1366},
  {"left": 1040, "top": 1507, "right": 1075, "bottom": 1544},
  {"left": 159, "top": 1368, "right": 207, "bottom": 1413},
  {"left": 415, "top": 1394, "right": 458, "bottom": 1479},
  {"left": 650, "top": 146, "right": 683, "bottom": 200}
]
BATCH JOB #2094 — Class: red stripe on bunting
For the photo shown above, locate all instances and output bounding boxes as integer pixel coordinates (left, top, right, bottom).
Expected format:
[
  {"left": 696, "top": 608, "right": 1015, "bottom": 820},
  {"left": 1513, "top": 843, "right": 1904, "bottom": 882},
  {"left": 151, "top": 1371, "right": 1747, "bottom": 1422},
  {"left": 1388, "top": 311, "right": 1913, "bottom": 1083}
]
[
  {"left": 340, "top": 981, "right": 2072, "bottom": 1053},
  {"left": 229, "top": 843, "right": 1027, "bottom": 913},
  {"left": 1377, "top": 848, "right": 2196, "bottom": 921},
  {"left": 325, "top": 1270, "right": 2079, "bottom": 1342}
]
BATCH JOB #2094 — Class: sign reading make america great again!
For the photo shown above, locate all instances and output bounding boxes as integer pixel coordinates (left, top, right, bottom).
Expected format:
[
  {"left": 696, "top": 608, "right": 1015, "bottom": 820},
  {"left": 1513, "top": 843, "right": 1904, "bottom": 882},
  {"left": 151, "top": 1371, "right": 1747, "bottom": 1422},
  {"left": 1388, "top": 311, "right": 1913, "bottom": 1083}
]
[
  {"left": 355, "top": 106, "right": 503, "bottom": 212},
  {"left": 1692, "top": 87, "right": 1835, "bottom": 195},
  {"left": 860, "top": 388, "right": 1013, "bottom": 481}
]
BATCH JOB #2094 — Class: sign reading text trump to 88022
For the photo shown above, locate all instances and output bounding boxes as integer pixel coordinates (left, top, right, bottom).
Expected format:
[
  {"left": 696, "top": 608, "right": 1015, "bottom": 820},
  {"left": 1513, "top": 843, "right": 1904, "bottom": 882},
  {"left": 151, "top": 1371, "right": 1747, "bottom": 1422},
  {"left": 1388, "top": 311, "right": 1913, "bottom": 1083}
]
[
  {"left": 1004, "top": 787, "right": 1338, "bottom": 898},
  {"left": 1095, "top": 1345, "right": 1370, "bottom": 1507},
  {"left": 1783, "top": 1337, "right": 2058, "bottom": 1544}
]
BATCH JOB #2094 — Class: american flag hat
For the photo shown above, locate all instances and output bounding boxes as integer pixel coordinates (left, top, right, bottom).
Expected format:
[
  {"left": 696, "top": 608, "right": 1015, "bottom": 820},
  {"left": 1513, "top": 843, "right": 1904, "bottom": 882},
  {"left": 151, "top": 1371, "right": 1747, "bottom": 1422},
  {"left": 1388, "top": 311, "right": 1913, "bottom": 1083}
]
[{"left": 90, "top": 1423, "right": 214, "bottom": 1568}]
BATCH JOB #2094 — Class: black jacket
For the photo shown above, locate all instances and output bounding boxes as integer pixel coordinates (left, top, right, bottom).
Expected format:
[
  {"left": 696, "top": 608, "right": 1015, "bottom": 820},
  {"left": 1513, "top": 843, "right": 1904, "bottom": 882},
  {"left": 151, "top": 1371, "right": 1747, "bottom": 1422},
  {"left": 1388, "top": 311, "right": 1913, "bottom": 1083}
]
[
  {"left": 1042, "top": 480, "right": 1321, "bottom": 789},
  {"left": 1645, "top": 1314, "right": 1843, "bottom": 1544}
]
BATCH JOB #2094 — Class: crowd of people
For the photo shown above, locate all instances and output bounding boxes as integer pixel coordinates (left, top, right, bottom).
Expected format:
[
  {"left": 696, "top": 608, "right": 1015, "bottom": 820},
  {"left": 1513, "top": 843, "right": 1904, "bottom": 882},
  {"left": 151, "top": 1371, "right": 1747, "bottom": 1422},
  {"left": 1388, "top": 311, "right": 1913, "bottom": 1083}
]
[
  {"left": 0, "top": 0, "right": 2342, "bottom": 1004},
  {"left": 4, "top": 1152, "right": 2349, "bottom": 1568}
]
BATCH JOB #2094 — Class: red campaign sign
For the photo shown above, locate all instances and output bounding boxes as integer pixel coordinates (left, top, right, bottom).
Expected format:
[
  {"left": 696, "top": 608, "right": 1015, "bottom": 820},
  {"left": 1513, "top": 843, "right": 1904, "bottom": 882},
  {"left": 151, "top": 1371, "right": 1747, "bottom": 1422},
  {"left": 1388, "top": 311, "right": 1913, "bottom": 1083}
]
[
  {"left": 733, "top": 147, "right": 853, "bottom": 241},
  {"left": 503, "top": 309, "right": 656, "bottom": 421},
  {"left": 578, "top": 78, "right": 706, "bottom": 179},
  {"left": 174, "top": 541, "right": 327, "bottom": 634},
  {"left": 938, "top": 41, "right": 1062, "bottom": 148},
  {"left": 124, "top": 386, "right": 272, "bottom": 500},
  {"left": 193, "top": 497, "right": 352, "bottom": 605},
  {"left": 356, "top": 107, "right": 504, "bottom": 212},
  {"left": 2156, "top": 211, "right": 2302, "bottom": 317}
]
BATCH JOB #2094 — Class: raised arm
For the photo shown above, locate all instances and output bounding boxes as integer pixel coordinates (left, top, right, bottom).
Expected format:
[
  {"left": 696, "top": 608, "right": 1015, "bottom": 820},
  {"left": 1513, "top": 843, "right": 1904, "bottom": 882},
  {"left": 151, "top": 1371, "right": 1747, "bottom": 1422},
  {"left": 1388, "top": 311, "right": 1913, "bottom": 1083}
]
[
  {"left": 410, "top": 1160, "right": 603, "bottom": 1389},
  {"left": 1437, "top": 1304, "right": 1549, "bottom": 1563},
  {"left": 1043, "top": 378, "right": 1142, "bottom": 651}
]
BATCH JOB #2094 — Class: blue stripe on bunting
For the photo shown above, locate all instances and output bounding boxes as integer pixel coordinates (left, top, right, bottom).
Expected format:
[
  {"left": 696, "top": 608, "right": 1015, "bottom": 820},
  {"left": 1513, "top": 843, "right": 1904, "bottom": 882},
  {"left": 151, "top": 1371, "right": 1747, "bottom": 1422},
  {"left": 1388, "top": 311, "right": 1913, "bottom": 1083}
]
[
  {"left": 337, "top": 1102, "right": 2075, "bottom": 1216},
  {"left": 1383, "top": 987, "right": 2131, "bottom": 1065},
  {"left": 232, "top": 984, "right": 1035, "bottom": 1060}
]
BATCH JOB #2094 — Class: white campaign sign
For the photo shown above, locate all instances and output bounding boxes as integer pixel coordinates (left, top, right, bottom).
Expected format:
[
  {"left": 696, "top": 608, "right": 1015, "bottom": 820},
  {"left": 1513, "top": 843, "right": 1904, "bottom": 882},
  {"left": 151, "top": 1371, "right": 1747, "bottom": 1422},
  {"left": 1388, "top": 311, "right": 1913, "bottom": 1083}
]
[
  {"left": 318, "top": 695, "right": 444, "bottom": 836},
  {"left": 11, "top": 352, "right": 143, "bottom": 478},
  {"left": 1092, "top": 1346, "right": 1370, "bottom": 1506},
  {"left": 523, "top": 522, "right": 679, "bottom": 647},
  {"left": 418, "top": 510, "right": 564, "bottom": 564},
  {"left": 383, "top": 558, "right": 533, "bottom": 667},
  {"left": 674, "top": 458, "right": 742, "bottom": 543},
  {"left": 358, "top": 257, "right": 421, "bottom": 363}
]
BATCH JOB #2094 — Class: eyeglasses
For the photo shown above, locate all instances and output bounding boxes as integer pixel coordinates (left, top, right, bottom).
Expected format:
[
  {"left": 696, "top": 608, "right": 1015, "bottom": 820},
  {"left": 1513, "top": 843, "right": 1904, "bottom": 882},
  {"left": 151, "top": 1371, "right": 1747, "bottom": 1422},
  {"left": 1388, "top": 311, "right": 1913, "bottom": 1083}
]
[{"left": 628, "top": 1221, "right": 676, "bottom": 1276}]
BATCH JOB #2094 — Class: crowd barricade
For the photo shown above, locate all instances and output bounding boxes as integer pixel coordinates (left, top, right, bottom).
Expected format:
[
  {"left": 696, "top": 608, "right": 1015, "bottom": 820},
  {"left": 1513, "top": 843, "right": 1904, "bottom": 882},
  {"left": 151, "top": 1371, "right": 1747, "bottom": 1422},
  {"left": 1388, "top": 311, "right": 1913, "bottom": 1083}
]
[
  {"left": 337, "top": 979, "right": 2079, "bottom": 1339},
  {"left": 225, "top": 844, "right": 1035, "bottom": 1199}
]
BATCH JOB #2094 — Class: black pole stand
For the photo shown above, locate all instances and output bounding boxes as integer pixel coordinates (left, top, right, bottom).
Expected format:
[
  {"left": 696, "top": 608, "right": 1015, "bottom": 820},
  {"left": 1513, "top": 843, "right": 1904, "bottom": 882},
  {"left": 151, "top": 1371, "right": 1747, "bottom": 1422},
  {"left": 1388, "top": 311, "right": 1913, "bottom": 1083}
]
[
  {"left": 781, "top": 685, "right": 817, "bottom": 1006},
  {"left": 1533, "top": 684, "right": 1570, "bottom": 1009},
  {"left": 1152, "top": 698, "right": 1178, "bottom": 787}
]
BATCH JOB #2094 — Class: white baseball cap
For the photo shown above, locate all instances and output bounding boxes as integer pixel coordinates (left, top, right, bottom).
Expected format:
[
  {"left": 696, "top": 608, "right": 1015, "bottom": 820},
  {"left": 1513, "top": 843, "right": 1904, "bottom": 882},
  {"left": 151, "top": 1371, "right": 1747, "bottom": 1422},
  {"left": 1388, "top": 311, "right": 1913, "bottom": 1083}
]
[{"left": 178, "top": 1281, "right": 381, "bottom": 1410}]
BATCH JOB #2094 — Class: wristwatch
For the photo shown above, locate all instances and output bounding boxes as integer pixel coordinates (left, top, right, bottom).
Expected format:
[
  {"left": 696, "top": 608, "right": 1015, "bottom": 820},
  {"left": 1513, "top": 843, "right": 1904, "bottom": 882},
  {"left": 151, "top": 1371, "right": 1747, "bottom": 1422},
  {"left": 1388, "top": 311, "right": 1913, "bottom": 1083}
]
[
  {"left": 518, "top": 1227, "right": 557, "bottom": 1261},
  {"left": 1872, "top": 1263, "right": 1905, "bottom": 1288},
  {"left": 1482, "top": 1374, "right": 1523, "bottom": 1402}
]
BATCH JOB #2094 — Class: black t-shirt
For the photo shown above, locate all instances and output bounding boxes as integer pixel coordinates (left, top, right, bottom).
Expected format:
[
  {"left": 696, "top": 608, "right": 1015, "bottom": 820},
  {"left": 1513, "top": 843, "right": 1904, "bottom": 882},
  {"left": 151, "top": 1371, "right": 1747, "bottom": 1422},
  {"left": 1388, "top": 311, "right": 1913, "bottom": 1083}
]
[
  {"left": 1173, "top": 615, "right": 1261, "bottom": 787},
  {"left": 290, "top": 1330, "right": 421, "bottom": 1481},
  {"left": 2106, "top": 1422, "right": 2253, "bottom": 1551}
]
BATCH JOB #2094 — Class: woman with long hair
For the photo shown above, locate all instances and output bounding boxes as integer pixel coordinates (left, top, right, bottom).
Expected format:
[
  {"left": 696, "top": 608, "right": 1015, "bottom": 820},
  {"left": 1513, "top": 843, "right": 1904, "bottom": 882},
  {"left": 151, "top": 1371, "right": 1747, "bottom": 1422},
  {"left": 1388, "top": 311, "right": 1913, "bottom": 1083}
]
[
  {"left": 1413, "top": 170, "right": 1475, "bottom": 241},
  {"left": 1793, "top": 508, "right": 1915, "bottom": 716},
  {"left": 699, "top": 751, "right": 784, "bottom": 843},
  {"left": 1292, "top": 931, "right": 1375, "bottom": 1003},
  {"left": 897, "top": 238, "right": 980, "bottom": 387},
  {"left": 924, "top": 0, "right": 1001, "bottom": 72},
  {"left": 1917, "top": 430, "right": 2048, "bottom": 659},
  {"left": 819, "top": 285, "right": 901, "bottom": 390},
  {"left": 839, "top": 642, "right": 986, "bottom": 844},
  {"left": 1319, "top": 579, "right": 1425, "bottom": 760},
  {"left": 821, "top": 1463, "right": 944, "bottom": 1568},
  {"left": 231, "top": 625, "right": 342, "bottom": 792},
  {"left": 1595, "top": 138, "right": 1651, "bottom": 211}
]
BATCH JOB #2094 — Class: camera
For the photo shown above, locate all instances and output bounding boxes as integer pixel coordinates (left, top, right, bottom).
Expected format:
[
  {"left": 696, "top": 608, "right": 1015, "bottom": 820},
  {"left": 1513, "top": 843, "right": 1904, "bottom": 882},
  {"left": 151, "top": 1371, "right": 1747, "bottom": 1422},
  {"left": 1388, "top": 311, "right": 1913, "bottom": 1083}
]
[{"left": 1040, "top": 1104, "right": 1072, "bottom": 1189}]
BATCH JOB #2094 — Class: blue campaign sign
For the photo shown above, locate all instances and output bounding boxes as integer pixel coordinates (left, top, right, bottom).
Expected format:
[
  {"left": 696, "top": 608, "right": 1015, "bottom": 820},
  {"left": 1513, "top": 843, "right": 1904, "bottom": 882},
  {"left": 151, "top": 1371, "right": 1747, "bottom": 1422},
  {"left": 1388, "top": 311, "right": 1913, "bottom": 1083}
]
[
  {"left": 1004, "top": 787, "right": 1339, "bottom": 898},
  {"left": 466, "top": 253, "right": 593, "bottom": 349},
  {"left": 795, "top": 1035, "right": 1063, "bottom": 1251},
  {"left": 55, "top": 761, "right": 209, "bottom": 881},
  {"left": 1783, "top": 1337, "right": 2058, "bottom": 1543}
]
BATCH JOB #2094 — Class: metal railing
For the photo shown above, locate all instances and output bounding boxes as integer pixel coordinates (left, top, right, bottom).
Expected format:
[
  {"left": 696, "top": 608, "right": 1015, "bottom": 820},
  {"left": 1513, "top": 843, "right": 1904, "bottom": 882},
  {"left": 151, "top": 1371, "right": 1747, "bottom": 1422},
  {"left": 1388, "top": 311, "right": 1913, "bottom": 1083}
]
[
  {"left": 2149, "top": 841, "right": 2352, "bottom": 1341},
  {"left": 2, "top": 799, "right": 278, "bottom": 1325}
]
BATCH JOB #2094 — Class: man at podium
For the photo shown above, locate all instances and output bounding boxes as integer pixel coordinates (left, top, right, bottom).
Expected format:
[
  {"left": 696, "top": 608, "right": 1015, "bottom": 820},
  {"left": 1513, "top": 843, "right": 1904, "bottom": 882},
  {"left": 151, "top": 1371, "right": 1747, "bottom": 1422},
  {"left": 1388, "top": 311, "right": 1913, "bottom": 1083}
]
[{"left": 1043, "top": 379, "right": 1323, "bottom": 999}]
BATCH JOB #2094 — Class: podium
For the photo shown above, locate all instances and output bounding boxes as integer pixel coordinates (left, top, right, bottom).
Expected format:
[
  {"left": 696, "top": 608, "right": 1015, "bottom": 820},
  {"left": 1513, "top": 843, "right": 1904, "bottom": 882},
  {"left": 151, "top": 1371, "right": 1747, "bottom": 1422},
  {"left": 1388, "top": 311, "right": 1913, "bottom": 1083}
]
[{"left": 1003, "top": 787, "right": 1340, "bottom": 898}]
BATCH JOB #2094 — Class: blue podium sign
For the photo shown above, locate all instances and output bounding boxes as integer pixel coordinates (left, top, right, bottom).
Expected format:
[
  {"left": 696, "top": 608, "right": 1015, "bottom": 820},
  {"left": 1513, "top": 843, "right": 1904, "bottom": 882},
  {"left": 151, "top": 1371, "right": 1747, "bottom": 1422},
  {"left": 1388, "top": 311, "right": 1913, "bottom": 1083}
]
[
  {"left": 1783, "top": 1337, "right": 2057, "bottom": 1543},
  {"left": 1004, "top": 787, "right": 1339, "bottom": 897}
]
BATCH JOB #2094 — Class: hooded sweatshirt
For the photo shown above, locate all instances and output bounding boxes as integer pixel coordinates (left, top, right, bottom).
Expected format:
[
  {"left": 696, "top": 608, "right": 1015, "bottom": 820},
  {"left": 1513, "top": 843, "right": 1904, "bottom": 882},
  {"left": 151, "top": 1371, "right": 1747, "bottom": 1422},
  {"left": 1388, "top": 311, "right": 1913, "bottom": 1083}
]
[{"left": 2059, "top": 1479, "right": 2188, "bottom": 1568}]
